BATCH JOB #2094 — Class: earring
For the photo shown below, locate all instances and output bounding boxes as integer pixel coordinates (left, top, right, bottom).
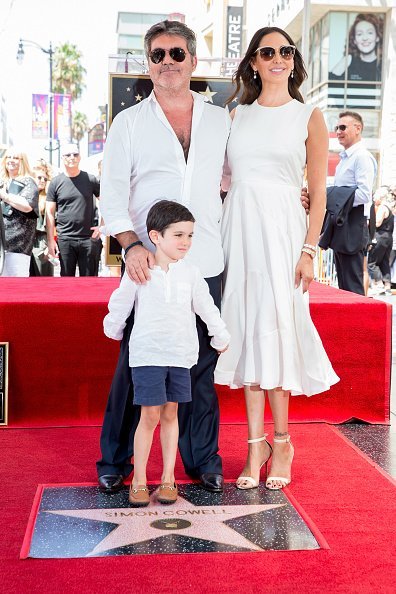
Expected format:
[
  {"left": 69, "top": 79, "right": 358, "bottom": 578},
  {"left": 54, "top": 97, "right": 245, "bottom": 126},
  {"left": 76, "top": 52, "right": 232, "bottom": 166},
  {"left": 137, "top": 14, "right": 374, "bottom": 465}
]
[
  {"left": 253, "top": 69, "right": 257, "bottom": 79},
  {"left": 290, "top": 69, "right": 294, "bottom": 79}
]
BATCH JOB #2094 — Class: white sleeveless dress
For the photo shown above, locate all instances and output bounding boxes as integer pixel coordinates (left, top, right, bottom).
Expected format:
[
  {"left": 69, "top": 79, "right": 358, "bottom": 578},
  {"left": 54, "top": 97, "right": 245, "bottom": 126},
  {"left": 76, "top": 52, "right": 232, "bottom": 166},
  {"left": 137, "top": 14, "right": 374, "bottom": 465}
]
[{"left": 215, "top": 99, "right": 339, "bottom": 396}]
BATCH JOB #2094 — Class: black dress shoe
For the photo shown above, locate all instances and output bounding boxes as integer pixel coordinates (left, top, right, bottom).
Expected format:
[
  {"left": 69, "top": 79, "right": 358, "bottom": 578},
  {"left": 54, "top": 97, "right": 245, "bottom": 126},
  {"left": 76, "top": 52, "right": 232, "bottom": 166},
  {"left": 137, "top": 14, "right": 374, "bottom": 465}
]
[
  {"left": 98, "top": 474, "right": 124, "bottom": 493},
  {"left": 199, "top": 473, "right": 224, "bottom": 493}
]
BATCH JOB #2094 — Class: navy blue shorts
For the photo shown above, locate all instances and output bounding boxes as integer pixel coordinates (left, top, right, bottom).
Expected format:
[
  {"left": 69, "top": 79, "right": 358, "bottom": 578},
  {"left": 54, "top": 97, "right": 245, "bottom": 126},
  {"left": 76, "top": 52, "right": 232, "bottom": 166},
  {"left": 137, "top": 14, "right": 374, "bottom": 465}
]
[{"left": 131, "top": 366, "right": 192, "bottom": 407}]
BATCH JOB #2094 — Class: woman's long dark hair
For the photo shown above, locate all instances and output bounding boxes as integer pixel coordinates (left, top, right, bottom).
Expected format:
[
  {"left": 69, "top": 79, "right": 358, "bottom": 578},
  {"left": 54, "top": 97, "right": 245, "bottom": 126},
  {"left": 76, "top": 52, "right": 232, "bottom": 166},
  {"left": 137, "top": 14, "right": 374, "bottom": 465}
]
[{"left": 226, "top": 27, "right": 307, "bottom": 106}]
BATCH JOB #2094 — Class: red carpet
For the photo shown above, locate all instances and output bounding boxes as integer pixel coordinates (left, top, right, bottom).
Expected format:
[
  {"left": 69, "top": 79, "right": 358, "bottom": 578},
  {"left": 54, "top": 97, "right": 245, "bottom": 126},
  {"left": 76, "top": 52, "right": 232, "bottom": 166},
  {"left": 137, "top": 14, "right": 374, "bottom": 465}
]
[
  {"left": 1, "top": 423, "right": 395, "bottom": 593},
  {"left": 0, "top": 278, "right": 391, "bottom": 426}
]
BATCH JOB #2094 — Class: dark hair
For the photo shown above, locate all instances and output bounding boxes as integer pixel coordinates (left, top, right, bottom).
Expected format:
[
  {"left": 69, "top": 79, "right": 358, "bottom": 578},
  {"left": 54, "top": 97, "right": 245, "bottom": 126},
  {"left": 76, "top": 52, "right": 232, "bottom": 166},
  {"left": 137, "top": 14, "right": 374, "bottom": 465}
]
[
  {"left": 146, "top": 200, "right": 195, "bottom": 239},
  {"left": 226, "top": 27, "right": 307, "bottom": 106},
  {"left": 144, "top": 20, "right": 197, "bottom": 58},
  {"left": 349, "top": 13, "right": 383, "bottom": 60},
  {"left": 339, "top": 110, "right": 364, "bottom": 130}
]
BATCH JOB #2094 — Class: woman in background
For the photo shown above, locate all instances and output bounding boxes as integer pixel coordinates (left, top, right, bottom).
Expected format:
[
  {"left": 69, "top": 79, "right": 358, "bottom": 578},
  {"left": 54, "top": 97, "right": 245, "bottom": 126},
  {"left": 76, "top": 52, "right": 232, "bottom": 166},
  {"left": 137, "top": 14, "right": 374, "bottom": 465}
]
[
  {"left": 0, "top": 148, "right": 38, "bottom": 277},
  {"left": 30, "top": 158, "right": 54, "bottom": 276}
]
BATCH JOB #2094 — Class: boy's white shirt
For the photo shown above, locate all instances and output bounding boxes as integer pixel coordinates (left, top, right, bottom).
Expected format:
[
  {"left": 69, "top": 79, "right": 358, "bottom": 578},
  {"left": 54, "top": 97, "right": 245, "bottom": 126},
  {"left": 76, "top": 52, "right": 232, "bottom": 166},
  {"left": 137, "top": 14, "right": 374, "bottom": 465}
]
[{"left": 104, "top": 259, "right": 230, "bottom": 368}]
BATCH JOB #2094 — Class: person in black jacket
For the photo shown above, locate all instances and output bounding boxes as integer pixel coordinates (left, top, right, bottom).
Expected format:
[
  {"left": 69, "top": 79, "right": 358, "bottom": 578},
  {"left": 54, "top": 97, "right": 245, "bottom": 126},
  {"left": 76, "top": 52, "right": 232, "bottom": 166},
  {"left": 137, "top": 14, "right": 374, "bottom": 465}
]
[{"left": 368, "top": 189, "right": 394, "bottom": 295}]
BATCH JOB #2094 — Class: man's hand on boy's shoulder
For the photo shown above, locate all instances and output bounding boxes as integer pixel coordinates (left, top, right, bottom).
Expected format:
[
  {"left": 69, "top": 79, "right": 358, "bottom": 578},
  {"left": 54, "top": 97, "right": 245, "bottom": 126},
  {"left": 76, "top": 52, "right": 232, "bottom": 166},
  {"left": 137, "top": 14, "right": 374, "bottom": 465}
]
[{"left": 125, "top": 245, "right": 155, "bottom": 284}]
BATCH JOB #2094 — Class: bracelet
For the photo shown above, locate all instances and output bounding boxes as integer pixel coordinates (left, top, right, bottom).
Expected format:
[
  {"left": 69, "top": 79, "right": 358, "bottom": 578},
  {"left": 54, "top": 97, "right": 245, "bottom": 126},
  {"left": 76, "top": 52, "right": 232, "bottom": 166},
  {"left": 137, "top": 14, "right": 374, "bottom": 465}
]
[
  {"left": 301, "top": 247, "right": 316, "bottom": 259},
  {"left": 124, "top": 240, "right": 143, "bottom": 258},
  {"left": 303, "top": 243, "right": 317, "bottom": 252}
]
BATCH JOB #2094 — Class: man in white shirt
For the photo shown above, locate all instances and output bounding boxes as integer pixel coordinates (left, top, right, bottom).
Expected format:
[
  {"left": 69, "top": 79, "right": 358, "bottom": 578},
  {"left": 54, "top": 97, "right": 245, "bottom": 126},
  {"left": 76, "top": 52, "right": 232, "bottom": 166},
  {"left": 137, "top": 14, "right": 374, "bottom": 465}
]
[
  {"left": 97, "top": 20, "right": 231, "bottom": 494},
  {"left": 333, "top": 111, "right": 377, "bottom": 294}
]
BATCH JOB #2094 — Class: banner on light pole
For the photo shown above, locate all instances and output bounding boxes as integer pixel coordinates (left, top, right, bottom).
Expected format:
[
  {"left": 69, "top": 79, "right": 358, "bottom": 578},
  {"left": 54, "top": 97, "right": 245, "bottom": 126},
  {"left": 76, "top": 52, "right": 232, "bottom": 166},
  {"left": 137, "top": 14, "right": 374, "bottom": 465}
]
[
  {"left": 54, "top": 94, "right": 72, "bottom": 142},
  {"left": 32, "top": 94, "right": 49, "bottom": 139}
]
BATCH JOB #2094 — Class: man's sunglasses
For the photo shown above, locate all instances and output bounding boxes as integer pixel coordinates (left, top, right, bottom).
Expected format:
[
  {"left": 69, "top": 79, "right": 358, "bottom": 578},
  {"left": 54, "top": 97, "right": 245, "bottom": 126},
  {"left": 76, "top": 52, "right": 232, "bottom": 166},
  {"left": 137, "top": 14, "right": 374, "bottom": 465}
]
[
  {"left": 255, "top": 45, "right": 296, "bottom": 61},
  {"left": 63, "top": 153, "right": 79, "bottom": 157},
  {"left": 334, "top": 125, "right": 350, "bottom": 132},
  {"left": 149, "top": 47, "right": 187, "bottom": 64}
]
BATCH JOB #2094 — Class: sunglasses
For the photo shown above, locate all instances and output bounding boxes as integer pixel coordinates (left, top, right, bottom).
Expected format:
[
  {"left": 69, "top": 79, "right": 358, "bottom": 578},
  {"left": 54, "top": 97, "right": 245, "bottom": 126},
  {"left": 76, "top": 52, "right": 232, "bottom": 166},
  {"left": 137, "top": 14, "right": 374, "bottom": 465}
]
[
  {"left": 149, "top": 47, "right": 187, "bottom": 64},
  {"left": 37, "top": 175, "right": 48, "bottom": 181},
  {"left": 334, "top": 124, "right": 351, "bottom": 132},
  {"left": 255, "top": 45, "right": 296, "bottom": 61},
  {"left": 6, "top": 155, "right": 20, "bottom": 159},
  {"left": 63, "top": 153, "right": 79, "bottom": 158}
]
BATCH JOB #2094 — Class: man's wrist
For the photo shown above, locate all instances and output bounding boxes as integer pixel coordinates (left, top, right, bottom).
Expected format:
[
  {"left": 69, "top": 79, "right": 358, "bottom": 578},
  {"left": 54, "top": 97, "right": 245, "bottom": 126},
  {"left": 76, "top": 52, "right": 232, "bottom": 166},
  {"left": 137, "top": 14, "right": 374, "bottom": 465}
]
[{"left": 124, "top": 240, "right": 143, "bottom": 258}]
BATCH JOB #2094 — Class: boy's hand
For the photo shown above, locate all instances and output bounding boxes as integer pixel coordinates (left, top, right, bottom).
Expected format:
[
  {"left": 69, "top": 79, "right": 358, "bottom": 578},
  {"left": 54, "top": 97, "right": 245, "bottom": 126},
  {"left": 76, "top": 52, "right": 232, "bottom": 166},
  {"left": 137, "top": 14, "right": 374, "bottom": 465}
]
[
  {"left": 217, "top": 344, "right": 229, "bottom": 354},
  {"left": 125, "top": 245, "right": 155, "bottom": 284}
]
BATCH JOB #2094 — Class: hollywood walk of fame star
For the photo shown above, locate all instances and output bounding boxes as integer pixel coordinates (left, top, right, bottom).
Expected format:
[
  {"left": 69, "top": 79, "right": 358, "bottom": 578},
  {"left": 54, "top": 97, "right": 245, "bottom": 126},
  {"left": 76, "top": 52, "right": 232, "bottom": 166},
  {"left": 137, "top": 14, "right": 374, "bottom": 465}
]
[
  {"left": 199, "top": 86, "right": 217, "bottom": 103},
  {"left": 126, "top": 87, "right": 131, "bottom": 92},
  {"left": 121, "top": 101, "right": 125, "bottom": 106},
  {"left": 45, "top": 493, "right": 285, "bottom": 556},
  {"left": 135, "top": 94, "right": 143, "bottom": 102}
]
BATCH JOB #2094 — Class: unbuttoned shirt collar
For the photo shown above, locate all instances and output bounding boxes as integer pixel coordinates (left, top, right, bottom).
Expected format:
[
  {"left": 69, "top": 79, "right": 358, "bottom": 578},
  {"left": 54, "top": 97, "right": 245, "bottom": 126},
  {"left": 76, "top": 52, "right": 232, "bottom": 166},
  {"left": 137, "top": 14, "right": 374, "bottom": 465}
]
[{"left": 338, "top": 139, "right": 365, "bottom": 161}]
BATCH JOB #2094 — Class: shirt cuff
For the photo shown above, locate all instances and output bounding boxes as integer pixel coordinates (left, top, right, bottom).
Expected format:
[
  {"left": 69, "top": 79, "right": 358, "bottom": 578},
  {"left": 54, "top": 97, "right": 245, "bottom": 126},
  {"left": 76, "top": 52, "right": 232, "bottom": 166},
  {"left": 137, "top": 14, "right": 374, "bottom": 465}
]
[
  {"left": 102, "top": 218, "right": 134, "bottom": 237},
  {"left": 210, "top": 329, "right": 231, "bottom": 351},
  {"left": 103, "top": 318, "right": 125, "bottom": 341}
]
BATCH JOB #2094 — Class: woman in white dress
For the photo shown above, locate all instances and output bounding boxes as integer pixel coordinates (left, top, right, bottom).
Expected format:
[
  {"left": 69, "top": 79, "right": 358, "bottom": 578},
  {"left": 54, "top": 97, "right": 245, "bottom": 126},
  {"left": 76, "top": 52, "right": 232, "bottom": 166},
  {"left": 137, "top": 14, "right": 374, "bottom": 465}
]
[{"left": 215, "top": 27, "right": 339, "bottom": 490}]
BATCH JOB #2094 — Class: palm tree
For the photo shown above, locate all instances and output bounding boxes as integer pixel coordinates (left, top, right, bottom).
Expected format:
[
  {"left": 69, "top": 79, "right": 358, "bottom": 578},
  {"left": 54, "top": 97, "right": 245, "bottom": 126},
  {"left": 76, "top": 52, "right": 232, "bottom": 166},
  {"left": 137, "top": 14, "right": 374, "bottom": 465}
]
[
  {"left": 52, "top": 42, "right": 86, "bottom": 101},
  {"left": 53, "top": 43, "right": 88, "bottom": 144},
  {"left": 72, "top": 111, "right": 89, "bottom": 143}
]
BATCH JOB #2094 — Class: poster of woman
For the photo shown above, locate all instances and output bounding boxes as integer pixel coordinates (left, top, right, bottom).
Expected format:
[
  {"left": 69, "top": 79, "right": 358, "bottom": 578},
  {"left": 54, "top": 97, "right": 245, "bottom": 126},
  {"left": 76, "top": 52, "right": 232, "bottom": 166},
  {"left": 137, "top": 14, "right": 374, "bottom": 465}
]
[{"left": 329, "top": 13, "right": 384, "bottom": 82}]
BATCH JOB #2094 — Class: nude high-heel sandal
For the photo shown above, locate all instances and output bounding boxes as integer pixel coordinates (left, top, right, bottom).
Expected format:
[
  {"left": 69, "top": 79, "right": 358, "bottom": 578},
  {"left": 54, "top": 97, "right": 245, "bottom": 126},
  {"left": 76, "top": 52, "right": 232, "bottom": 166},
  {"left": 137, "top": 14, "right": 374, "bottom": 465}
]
[
  {"left": 236, "top": 435, "right": 273, "bottom": 490},
  {"left": 265, "top": 435, "right": 294, "bottom": 490}
]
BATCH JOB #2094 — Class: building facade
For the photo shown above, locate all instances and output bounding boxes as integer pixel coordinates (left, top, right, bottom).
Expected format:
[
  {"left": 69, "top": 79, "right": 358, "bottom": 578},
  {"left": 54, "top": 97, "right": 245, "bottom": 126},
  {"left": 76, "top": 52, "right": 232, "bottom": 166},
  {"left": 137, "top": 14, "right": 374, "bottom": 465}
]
[{"left": 192, "top": 0, "right": 396, "bottom": 186}]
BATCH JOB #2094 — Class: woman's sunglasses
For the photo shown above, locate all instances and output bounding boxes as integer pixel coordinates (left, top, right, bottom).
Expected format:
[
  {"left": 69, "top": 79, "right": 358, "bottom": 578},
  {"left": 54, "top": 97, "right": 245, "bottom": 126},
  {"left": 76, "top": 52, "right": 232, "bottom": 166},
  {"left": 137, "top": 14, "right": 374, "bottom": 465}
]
[
  {"left": 255, "top": 45, "right": 296, "bottom": 61},
  {"left": 149, "top": 47, "right": 187, "bottom": 64},
  {"left": 37, "top": 175, "right": 48, "bottom": 182}
]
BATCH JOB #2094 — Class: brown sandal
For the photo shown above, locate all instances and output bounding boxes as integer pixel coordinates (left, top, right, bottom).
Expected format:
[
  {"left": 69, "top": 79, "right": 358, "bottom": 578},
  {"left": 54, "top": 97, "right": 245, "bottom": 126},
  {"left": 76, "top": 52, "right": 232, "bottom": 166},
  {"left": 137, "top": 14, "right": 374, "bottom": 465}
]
[
  {"left": 129, "top": 484, "right": 150, "bottom": 507},
  {"left": 157, "top": 483, "right": 178, "bottom": 504}
]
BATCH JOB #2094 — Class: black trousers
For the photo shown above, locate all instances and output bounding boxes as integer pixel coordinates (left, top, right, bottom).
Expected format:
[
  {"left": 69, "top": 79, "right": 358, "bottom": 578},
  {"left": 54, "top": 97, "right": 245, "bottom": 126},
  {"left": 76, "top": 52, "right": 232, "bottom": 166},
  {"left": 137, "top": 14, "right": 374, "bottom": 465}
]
[
  {"left": 334, "top": 250, "right": 365, "bottom": 295},
  {"left": 58, "top": 236, "right": 102, "bottom": 276},
  {"left": 97, "top": 274, "right": 223, "bottom": 478},
  {"left": 368, "top": 234, "right": 393, "bottom": 283}
]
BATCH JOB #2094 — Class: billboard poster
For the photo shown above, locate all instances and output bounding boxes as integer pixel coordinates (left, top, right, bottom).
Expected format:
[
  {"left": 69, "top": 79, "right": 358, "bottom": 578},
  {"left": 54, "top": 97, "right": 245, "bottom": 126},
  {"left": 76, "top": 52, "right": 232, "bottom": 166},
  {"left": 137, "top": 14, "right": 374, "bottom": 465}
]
[
  {"left": 328, "top": 12, "right": 384, "bottom": 82},
  {"left": 32, "top": 94, "right": 49, "bottom": 139},
  {"left": 88, "top": 123, "right": 105, "bottom": 156},
  {"left": 54, "top": 93, "right": 72, "bottom": 142}
]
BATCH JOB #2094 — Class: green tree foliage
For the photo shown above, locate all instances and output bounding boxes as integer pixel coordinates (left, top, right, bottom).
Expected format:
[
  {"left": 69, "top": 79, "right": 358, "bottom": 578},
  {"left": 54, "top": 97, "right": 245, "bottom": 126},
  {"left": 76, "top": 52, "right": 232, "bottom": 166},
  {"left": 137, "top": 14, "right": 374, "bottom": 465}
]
[
  {"left": 53, "top": 42, "right": 86, "bottom": 101},
  {"left": 53, "top": 43, "right": 89, "bottom": 143},
  {"left": 72, "top": 111, "right": 89, "bottom": 142}
]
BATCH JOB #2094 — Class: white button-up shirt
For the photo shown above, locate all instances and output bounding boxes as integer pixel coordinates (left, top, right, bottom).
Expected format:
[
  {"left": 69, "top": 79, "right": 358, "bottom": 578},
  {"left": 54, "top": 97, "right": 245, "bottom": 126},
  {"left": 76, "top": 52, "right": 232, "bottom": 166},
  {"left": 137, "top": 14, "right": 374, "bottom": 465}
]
[
  {"left": 100, "top": 91, "right": 231, "bottom": 278},
  {"left": 334, "top": 140, "right": 377, "bottom": 217},
  {"left": 104, "top": 259, "right": 230, "bottom": 369}
]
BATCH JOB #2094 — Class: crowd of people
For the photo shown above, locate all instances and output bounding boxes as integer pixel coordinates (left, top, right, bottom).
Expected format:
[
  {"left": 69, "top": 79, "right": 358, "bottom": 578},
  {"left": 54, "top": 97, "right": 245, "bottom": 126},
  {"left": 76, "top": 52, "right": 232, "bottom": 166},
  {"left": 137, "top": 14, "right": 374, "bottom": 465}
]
[{"left": 0, "top": 144, "right": 105, "bottom": 278}]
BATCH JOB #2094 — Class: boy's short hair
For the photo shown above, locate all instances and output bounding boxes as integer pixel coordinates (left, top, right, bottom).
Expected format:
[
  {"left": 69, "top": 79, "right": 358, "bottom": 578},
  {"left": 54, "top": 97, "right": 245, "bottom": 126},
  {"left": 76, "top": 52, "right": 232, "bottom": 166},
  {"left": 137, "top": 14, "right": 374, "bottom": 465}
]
[{"left": 146, "top": 200, "right": 195, "bottom": 236}]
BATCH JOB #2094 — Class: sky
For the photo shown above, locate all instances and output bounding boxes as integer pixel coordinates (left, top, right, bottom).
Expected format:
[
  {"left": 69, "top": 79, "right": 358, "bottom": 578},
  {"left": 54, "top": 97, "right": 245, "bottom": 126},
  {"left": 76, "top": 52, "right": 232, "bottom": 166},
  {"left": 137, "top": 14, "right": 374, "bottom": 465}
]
[{"left": 0, "top": 0, "right": 194, "bottom": 162}]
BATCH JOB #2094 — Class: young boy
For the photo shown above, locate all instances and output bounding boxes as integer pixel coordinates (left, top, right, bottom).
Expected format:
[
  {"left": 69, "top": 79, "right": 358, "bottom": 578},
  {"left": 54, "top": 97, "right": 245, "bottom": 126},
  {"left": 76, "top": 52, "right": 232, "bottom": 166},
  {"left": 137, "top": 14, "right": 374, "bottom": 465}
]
[{"left": 104, "top": 200, "right": 230, "bottom": 506}]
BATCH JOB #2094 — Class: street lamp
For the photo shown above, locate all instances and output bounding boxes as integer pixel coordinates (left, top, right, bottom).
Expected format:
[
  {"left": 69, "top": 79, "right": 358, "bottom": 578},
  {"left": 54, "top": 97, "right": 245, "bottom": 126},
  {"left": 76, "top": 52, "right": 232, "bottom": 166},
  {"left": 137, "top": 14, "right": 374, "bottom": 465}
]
[{"left": 16, "top": 38, "right": 54, "bottom": 164}]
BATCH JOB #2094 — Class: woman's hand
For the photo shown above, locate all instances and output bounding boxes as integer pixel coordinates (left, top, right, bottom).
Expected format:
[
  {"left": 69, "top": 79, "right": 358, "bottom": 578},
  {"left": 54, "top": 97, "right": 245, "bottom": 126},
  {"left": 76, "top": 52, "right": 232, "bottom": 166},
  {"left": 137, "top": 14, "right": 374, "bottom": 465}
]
[{"left": 294, "top": 252, "right": 314, "bottom": 293}]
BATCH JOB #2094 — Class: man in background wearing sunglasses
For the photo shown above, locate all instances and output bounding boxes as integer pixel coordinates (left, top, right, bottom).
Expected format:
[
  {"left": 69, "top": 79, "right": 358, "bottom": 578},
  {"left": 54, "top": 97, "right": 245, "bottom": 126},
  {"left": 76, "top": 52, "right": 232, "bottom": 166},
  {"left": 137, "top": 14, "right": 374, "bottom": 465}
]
[
  {"left": 46, "top": 143, "right": 102, "bottom": 276},
  {"left": 332, "top": 111, "right": 377, "bottom": 294}
]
